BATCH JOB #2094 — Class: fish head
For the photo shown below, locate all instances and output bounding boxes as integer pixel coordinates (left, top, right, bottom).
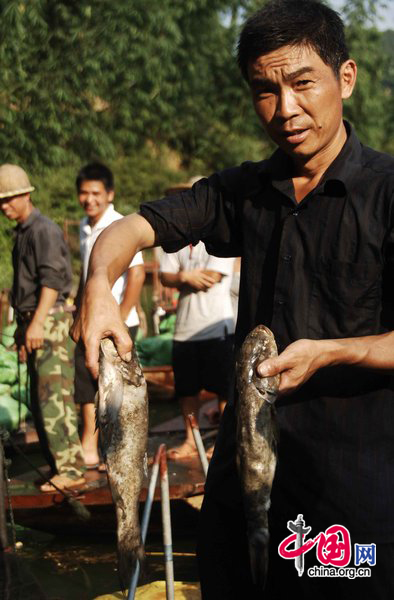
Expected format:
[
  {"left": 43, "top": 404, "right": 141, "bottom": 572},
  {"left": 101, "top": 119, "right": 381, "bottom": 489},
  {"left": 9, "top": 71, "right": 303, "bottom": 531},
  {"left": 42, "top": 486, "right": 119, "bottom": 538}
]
[
  {"left": 97, "top": 337, "right": 145, "bottom": 452},
  {"left": 100, "top": 337, "right": 144, "bottom": 387},
  {"left": 237, "top": 325, "right": 280, "bottom": 405},
  {"left": 253, "top": 327, "right": 280, "bottom": 404}
]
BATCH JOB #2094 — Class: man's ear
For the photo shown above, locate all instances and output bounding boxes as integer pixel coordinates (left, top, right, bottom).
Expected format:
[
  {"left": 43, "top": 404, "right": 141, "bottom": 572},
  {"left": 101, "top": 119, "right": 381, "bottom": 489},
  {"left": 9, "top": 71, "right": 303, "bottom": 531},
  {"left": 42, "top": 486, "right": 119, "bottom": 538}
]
[
  {"left": 108, "top": 190, "right": 115, "bottom": 203},
  {"left": 340, "top": 59, "right": 357, "bottom": 100}
]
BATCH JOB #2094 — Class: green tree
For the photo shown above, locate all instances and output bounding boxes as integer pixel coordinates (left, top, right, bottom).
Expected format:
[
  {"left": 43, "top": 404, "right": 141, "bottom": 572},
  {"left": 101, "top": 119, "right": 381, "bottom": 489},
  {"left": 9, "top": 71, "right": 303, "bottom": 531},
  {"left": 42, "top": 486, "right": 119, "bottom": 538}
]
[
  {"left": 0, "top": 1, "right": 268, "bottom": 171},
  {"left": 338, "top": 0, "right": 392, "bottom": 149},
  {"left": 0, "top": 2, "right": 113, "bottom": 167}
]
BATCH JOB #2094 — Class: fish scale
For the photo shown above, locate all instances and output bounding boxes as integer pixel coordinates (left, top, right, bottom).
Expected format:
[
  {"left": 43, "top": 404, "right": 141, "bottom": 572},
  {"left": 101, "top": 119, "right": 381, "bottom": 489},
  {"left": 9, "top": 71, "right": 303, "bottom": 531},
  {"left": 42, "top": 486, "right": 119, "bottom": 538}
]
[
  {"left": 236, "top": 324, "right": 280, "bottom": 590},
  {"left": 97, "top": 337, "right": 148, "bottom": 590}
]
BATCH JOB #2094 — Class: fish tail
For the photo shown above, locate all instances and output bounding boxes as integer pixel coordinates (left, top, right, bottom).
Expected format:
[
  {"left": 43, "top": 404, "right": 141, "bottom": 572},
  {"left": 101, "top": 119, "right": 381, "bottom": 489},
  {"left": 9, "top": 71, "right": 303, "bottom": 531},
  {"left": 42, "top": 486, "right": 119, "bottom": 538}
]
[
  {"left": 248, "top": 527, "right": 270, "bottom": 590},
  {"left": 117, "top": 538, "right": 145, "bottom": 591}
]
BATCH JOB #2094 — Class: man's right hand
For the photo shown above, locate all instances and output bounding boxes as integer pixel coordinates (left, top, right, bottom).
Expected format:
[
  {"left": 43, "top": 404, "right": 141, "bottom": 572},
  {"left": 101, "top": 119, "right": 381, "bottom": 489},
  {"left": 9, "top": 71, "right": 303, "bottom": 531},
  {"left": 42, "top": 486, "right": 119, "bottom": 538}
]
[
  {"left": 70, "top": 274, "right": 132, "bottom": 378},
  {"left": 181, "top": 269, "right": 217, "bottom": 291}
]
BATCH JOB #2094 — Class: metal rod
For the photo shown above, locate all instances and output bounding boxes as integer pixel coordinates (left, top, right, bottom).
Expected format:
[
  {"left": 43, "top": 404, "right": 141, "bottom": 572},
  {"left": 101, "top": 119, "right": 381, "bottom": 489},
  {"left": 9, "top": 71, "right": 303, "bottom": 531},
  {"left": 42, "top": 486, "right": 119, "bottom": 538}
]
[
  {"left": 160, "top": 445, "right": 175, "bottom": 600},
  {"left": 127, "top": 444, "right": 164, "bottom": 600},
  {"left": 188, "top": 413, "right": 209, "bottom": 477}
]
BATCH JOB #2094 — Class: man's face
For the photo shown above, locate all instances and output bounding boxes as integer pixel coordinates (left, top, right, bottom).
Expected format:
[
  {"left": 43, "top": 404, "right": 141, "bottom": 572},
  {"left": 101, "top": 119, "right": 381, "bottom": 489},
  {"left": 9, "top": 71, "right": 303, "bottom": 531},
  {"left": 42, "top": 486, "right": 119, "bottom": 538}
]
[
  {"left": 78, "top": 180, "right": 114, "bottom": 225},
  {"left": 248, "top": 44, "right": 356, "bottom": 165},
  {"left": 0, "top": 193, "right": 32, "bottom": 223}
]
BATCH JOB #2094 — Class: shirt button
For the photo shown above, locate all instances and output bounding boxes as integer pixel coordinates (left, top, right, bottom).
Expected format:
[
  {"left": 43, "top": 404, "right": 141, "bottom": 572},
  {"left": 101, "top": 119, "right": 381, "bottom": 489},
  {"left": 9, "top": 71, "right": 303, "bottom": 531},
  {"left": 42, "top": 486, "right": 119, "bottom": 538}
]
[
  {"left": 278, "top": 299, "right": 285, "bottom": 305},
  {"left": 283, "top": 254, "right": 292, "bottom": 262},
  {"left": 292, "top": 210, "right": 299, "bottom": 216}
]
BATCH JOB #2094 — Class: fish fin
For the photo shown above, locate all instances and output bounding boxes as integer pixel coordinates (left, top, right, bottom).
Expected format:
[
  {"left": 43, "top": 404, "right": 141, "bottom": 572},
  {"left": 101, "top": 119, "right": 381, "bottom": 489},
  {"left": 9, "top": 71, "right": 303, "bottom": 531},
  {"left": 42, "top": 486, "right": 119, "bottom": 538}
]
[
  {"left": 98, "top": 384, "right": 124, "bottom": 450},
  {"left": 117, "top": 540, "right": 145, "bottom": 592},
  {"left": 105, "top": 384, "right": 123, "bottom": 423},
  {"left": 248, "top": 528, "right": 269, "bottom": 591}
]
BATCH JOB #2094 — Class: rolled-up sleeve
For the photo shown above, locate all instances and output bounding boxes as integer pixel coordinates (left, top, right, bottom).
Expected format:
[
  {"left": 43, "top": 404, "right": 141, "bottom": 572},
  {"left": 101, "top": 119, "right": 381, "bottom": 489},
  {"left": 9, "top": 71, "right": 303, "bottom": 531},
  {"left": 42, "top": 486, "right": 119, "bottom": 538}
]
[
  {"left": 34, "top": 223, "right": 71, "bottom": 291},
  {"left": 139, "top": 167, "right": 244, "bottom": 257}
]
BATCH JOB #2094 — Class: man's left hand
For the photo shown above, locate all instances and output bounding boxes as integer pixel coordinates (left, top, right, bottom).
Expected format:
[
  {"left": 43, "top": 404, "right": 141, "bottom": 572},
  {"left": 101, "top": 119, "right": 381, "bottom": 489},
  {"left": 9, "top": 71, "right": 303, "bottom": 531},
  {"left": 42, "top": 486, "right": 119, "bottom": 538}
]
[{"left": 257, "top": 339, "right": 323, "bottom": 395}]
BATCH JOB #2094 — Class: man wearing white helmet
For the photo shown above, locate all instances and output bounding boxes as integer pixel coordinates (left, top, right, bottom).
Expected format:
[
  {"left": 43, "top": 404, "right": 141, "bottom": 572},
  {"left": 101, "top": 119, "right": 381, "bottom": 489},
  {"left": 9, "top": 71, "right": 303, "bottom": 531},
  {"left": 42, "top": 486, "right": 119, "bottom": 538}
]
[{"left": 0, "top": 164, "right": 85, "bottom": 492}]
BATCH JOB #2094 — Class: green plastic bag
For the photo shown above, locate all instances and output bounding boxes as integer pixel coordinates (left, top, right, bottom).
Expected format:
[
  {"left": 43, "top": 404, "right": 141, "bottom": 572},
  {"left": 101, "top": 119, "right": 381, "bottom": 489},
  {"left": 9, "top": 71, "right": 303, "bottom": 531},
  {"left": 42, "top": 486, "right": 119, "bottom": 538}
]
[
  {"left": 0, "top": 395, "right": 30, "bottom": 431},
  {"left": 1, "top": 323, "right": 16, "bottom": 348},
  {"left": 136, "top": 333, "right": 173, "bottom": 367},
  {"left": 11, "top": 382, "right": 29, "bottom": 406},
  {"left": 0, "top": 368, "right": 17, "bottom": 385}
]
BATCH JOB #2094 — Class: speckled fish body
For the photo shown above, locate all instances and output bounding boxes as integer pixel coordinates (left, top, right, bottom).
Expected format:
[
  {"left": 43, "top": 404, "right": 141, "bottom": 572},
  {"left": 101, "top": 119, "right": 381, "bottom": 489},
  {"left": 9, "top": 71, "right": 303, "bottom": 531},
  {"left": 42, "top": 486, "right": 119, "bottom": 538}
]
[
  {"left": 97, "top": 337, "right": 148, "bottom": 589},
  {"left": 236, "top": 325, "right": 280, "bottom": 590}
]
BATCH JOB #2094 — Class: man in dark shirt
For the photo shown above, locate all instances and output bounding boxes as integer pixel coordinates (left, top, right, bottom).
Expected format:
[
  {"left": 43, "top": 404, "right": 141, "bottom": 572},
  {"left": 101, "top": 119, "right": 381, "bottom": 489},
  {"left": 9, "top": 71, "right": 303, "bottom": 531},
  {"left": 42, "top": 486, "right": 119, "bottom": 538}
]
[
  {"left": 0, "top": 164, "right": 85, "bottom": 492},
  {"left": 72, "top": 1, "right": 394, "bottom": 597}
]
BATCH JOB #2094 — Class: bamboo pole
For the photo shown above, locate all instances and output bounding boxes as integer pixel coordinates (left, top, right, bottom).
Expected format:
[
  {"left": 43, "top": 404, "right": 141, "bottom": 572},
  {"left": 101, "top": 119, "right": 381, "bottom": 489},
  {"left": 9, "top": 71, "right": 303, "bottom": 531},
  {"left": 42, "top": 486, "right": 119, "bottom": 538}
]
[
  {"left": 188, "top": 413, "right": 209, "bottom": 477},
  {"left": 160, "top": 446, "right": 175, "bottom": 600},
  {"left": 127, "top": 444, "right": 164, "bottom": 600}
]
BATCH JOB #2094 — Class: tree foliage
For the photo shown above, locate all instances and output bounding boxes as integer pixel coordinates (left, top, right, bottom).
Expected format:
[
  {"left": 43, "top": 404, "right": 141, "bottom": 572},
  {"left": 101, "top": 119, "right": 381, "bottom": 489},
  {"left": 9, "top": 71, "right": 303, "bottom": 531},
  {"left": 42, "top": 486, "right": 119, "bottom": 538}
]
[
  {"left": 0, "top": 0, "right": 393, "bottom": 291},
  {"left": 0, "top": 0, "right": 392, "bottom": 171},
  {"left": 340, "top": 0, "right": 393, "bottom": 150},
  {"left": 0, "top": 0, "right": 267, "bottom": 171}
]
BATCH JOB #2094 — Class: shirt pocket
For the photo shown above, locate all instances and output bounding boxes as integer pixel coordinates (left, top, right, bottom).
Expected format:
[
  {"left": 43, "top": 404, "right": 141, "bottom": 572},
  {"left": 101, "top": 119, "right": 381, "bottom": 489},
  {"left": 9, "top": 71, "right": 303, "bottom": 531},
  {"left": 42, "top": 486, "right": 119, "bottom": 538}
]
[{"left": 308, "top": 260, "right": 382, "bottom": 338}]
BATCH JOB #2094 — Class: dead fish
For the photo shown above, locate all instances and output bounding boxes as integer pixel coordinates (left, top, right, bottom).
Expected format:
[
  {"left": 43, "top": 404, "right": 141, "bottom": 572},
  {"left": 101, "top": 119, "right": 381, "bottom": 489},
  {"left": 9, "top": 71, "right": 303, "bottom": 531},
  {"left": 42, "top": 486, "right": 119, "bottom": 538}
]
[
  {"left": 236, "top": 324, "right": 280, "bottom": 590},
  {"left": 97, "top": 337, "right": 148, "bottom": 589}
]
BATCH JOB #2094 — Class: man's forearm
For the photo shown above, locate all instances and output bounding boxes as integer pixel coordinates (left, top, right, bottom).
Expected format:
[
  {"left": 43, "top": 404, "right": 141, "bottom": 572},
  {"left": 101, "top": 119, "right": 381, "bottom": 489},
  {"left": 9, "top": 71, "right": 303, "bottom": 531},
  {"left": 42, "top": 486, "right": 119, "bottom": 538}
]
[
  {"left": 33, "top": 287, "right": 59, "bottom": 324},
  {"left": 315, "top": 331, "right": 394, "bottom": 371},
  {"left": 71, "top": 213, "right": 156, "bottom": 377},
  {"left": 258, "top": 331, "right": 394, "bottom": 396},
  {"left": 88, "top": 214, "right": 155, "bottom": 287},
  {"left": 160, "top": 271, "right": 185, "bottom": 290},
  {"left": 25, "top": 286, "right": 59, "bottom": 353},
  {"left": 160, "top": 269, "right": 222, "bottom": 291}
]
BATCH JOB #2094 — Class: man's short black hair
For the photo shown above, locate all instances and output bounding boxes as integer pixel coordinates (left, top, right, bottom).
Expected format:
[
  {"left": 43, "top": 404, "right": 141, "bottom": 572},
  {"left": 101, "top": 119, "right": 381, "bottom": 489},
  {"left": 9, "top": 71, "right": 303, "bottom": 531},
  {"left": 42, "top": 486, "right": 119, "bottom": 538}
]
[
  {"left": 76, "top": 162, "right": 114, "bottom": 192},
  {"left": 237, "top": 0, "right": 349, "bottom": 81}
]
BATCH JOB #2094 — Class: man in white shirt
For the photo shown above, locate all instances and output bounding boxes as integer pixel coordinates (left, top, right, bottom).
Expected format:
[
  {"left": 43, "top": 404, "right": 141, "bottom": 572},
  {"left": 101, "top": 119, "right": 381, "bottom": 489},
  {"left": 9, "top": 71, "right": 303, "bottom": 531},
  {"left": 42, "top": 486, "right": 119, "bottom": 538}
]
[
  {"left": 74, "top": 163, "right": 145, "bottom": 469},
  {"left": 160, "top": 242, "right": 235, "bottom": 459}
]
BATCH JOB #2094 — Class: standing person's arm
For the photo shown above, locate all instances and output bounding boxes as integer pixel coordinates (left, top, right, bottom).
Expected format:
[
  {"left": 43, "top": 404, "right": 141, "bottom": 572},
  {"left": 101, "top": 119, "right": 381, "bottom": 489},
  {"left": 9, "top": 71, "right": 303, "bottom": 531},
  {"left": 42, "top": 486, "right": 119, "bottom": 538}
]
[
  {"left": 160, "top": 269, "right": 221, "bottom": 291},
  {"left": 119, "top": 264, "right": 146, "bottom": 321},
  {"left": 71, "top": 213, "right": 156, "bottom": 377},
  {"left": 25, "top": 220, "right": 70, "bottom": 353},
  {"left": 258, "top": 332, "right": 394, "bottom": 395},
  {"left": 25, "top": 286, "right": 58, "bottom": 353},
  {"left": 74, "top": 272, "right": 84, "bottom": 311}
]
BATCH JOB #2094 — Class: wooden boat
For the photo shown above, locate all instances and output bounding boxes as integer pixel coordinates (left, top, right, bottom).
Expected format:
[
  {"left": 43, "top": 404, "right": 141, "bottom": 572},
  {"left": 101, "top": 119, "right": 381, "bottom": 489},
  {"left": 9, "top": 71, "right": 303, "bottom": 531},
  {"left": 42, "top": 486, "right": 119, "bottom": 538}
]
[{"left": 3, "top": 398, "right": 219, "bottom": 534}]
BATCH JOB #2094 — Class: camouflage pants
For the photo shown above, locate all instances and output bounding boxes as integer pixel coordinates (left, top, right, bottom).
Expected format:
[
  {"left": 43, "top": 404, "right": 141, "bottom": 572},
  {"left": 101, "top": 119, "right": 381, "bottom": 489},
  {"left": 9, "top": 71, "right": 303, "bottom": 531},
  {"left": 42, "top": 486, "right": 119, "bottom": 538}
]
[{"left": 27, "top": 311, "right": 85, "bottom": 479}]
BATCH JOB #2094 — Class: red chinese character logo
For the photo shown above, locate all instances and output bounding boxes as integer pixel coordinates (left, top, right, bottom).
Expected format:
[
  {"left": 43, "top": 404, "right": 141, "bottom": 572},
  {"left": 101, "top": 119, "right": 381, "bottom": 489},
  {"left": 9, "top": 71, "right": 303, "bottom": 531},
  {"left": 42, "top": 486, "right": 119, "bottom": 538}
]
[
  {"left": 278, "top": 516, "right": 352, "bottom": 576},
  {"left": 316, "top": 525, "right": 351, "bottom": 567}
]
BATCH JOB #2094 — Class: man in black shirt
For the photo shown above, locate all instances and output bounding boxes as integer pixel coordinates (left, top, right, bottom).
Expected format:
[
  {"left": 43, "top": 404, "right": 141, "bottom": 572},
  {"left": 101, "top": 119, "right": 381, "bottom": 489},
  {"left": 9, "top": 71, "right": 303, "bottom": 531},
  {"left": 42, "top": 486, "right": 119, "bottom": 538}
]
[
  {"left": 72, "top": 1, "right": 394, "bottom": 597},
  {"left": 0, "top": 164, "right": 85, "bottom": 492}
]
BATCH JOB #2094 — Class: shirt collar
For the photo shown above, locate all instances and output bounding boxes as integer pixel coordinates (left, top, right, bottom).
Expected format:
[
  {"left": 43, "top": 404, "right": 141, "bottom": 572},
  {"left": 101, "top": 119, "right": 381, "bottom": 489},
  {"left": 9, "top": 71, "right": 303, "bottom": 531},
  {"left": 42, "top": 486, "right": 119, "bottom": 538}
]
[
  {"left": 260, "top": 120, "right": 363, "bottom": 199},
  {"left": 17, "top": 207, "right": 41, "bottom": 231},
  {"left": 81, "top": 203, "right": 115, "bottom": 235}
]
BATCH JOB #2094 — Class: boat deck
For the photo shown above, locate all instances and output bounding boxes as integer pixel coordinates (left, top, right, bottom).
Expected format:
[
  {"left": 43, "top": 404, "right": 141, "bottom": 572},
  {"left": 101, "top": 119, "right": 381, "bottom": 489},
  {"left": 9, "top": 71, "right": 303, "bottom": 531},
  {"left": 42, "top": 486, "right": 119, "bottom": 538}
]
[
  {"left": 4, "top": 392, "right": 219, "bottom": 532},
  {"left": 7, "top": 431, "right": 209, "bottom": 510}
]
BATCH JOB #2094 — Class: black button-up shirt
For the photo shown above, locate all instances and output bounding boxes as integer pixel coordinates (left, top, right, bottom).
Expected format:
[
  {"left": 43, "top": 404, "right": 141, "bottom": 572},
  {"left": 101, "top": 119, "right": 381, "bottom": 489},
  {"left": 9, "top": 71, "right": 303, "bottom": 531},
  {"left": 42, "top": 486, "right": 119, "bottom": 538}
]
[
  {"left": 11, "top": 208, "right": 72, "bottom": 313},
  {"left": 140, "top": 123, "right": 394, "bottom": 541}
]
